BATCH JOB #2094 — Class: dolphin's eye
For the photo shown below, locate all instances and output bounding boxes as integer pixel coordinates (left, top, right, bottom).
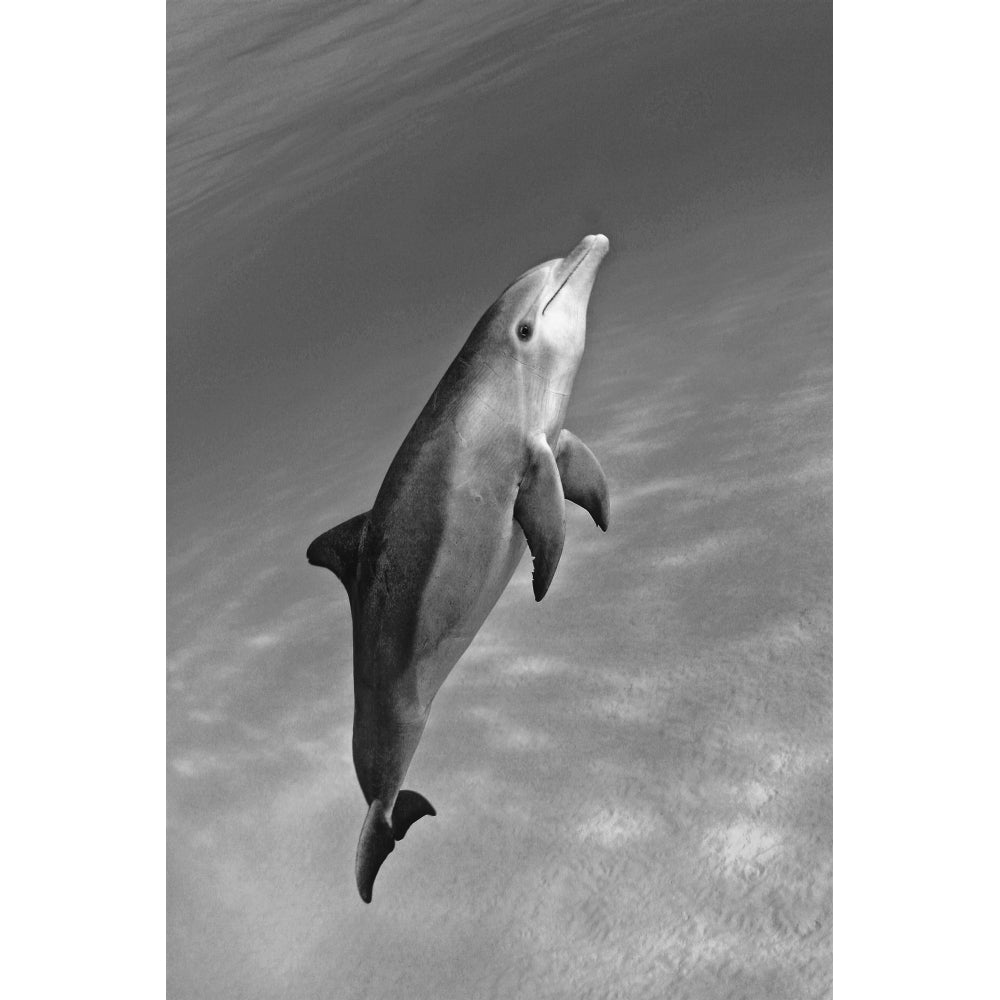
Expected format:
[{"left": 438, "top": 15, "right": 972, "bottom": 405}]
[{"left": 517, "top": 322, "right": 533, "bottom": 341}]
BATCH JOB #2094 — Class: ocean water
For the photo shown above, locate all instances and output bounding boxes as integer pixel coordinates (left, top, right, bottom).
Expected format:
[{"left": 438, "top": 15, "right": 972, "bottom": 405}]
[{"left": 168, "top": 2, "right": 832, "bottom": 996}]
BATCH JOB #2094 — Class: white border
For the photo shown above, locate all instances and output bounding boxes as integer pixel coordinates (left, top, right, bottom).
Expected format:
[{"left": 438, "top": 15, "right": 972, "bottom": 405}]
[
  {"left": 5, "top": 4, "right": 164, "bottom": 995},
  {"left": 836, "top": 2, "right": 996, "bottom": 995}
]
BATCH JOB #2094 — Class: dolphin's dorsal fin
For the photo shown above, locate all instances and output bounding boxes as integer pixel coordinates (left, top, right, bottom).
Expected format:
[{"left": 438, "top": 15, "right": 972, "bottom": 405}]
[
  {"left": 556, "top": 429, "right": 610, "bottom": 531},
  {"left": 514, "top": 434, "right": 566, "bottom": 601},
  {"left": 306, "top": 511, "right": 369, "bottom": 588}
]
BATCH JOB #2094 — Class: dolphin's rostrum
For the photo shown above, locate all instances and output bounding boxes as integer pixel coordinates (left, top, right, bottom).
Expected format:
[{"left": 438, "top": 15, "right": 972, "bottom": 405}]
[{"left": 308, "top": 234, "right": 611, "bottom": 902}]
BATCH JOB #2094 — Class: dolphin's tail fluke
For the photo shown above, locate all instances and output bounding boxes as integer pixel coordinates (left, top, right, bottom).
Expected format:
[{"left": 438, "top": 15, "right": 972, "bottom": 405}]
[
  {"left": 356, "top": 802, "right": 394, "bottom": 903},
  {"left": 355, "top": 791, "right": 436, "bottom": 903},
  {"left": 391, "top": 790, "right": 436, "bottom": 840}
]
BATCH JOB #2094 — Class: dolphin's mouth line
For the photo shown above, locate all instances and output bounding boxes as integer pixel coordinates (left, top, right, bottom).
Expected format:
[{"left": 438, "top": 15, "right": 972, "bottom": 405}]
[{"left": 541, "top": 243, "right": 592, "bottom": 316}]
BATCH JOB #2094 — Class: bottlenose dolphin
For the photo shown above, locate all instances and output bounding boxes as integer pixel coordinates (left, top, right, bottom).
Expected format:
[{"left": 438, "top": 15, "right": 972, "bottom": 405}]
[{"left": 308, "top": 234, "right": 611, "bottom": 902}]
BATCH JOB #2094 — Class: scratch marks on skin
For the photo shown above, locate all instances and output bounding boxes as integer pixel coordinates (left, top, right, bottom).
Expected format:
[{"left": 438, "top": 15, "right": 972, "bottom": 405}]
[
  {"left": 461, "top": 377, "right": 507, "bottom": 420},
  {"left": 494, "top": 351, "right": 570, "bottom": 394},
  {"left": 496, "top": 350, "right": 548, "bottom": 382}
]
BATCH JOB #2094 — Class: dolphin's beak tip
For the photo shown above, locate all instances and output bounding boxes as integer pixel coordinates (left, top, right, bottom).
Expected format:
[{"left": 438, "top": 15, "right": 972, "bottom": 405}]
[{"left": 589, "top": 233, "right": 610, "bottom": 256}]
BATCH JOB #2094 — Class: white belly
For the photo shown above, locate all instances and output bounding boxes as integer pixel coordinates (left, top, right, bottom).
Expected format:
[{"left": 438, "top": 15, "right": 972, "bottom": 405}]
[{"left": 413, "top": 512, "right": 527, "bottom": 709}]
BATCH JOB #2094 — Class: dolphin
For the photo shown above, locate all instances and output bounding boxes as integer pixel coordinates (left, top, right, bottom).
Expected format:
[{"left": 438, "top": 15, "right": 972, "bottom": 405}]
[{"left": 308, "top": 234, "right": 611, "bottom": 902}]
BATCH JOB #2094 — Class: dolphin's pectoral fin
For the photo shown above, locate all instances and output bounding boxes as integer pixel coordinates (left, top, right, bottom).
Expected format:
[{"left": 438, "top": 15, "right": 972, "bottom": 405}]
[
  {"left": 307, "top": 511, "right": 369, "bottom": 588},
  {"left": 556, "top": 429, "right": 610, "bottom": 531},
  {"left": 514, "top": 434, "right": 566, "bottom": 602},
  {"left": 356, "top": 800, "right": 396, "bottom": 903},
  {"left": 391, "top": 790, "right": 436, "bottom": 841}
]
